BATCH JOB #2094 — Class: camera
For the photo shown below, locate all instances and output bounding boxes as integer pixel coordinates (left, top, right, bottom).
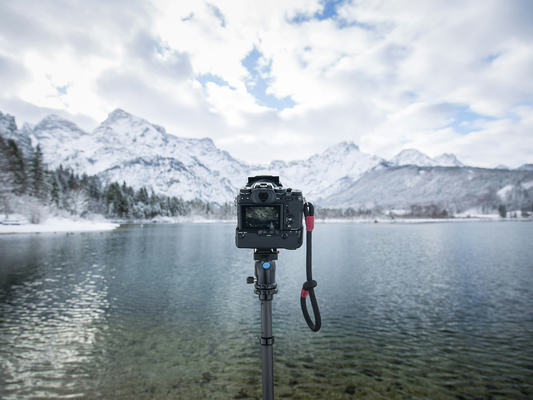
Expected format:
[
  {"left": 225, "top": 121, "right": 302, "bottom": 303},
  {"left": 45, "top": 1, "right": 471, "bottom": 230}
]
[{"left": 235, "top": 176, "right": 304, "bottom": 250}]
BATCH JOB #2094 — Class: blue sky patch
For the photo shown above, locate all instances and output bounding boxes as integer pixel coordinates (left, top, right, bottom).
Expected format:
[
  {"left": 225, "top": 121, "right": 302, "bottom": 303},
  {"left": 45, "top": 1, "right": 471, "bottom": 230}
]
[
  {"left": 196, "top": 73, "right": 232, "bottom": 88},
  {"left": 290, "top": 0, "right": 344, "bottom": 23},
  {"left": 207, "top": 4, "right": 226, "bottom": 27},
  {"left": 56, "top": 85, "right": 69, "bottom": 95},
  {"left": 181, "top": 13, "right": 193, "bottom": 22},
  {"left": 242, "top": 48, "right": 296, "bottom": 111},
  {"left": 483, "top": 53, "right": 501, "bottom": 63},
  {"left": 289, "top": 0, "right": 375, "bottom": 31},
  {"left": 316, "top": 0, "right": 344, "bottom": 20},
  {"left": 445, "top": 106, "right": 498, "bottom": 134}
]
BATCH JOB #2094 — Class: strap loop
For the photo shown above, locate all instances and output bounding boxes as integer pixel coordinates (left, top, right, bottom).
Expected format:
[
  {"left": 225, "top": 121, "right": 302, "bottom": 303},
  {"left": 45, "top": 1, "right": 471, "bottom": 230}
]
[
  {"left": 302, "top": 280, "right": 317, "bottom": 291},
  {"left": 300, "top": 201, "right": 321, "bottom": 332}
]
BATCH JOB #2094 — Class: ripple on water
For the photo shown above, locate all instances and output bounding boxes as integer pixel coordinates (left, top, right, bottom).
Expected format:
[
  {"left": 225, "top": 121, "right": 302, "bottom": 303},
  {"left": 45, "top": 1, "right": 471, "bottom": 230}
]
[{"left": 1, "top": 223, "right": 533, "bottom": 399}]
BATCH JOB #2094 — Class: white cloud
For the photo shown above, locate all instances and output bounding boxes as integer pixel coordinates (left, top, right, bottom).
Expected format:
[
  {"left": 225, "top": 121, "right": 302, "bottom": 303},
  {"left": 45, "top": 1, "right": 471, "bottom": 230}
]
[{"left": 0, "top": 0, "right": 532, "bottom": 167}]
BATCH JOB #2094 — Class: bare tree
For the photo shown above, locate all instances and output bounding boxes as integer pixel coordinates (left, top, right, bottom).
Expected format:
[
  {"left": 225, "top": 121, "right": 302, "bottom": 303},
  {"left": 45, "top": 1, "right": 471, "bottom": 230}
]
[{"left": 69, "top": 187, "right": 90, "bottom": 217}]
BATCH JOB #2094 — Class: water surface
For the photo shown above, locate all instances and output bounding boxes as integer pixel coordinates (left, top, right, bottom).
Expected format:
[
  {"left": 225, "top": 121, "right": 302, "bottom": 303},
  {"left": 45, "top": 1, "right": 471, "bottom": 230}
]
[{"left": 1, "top": 222, "right": 532, "bottom": 399}]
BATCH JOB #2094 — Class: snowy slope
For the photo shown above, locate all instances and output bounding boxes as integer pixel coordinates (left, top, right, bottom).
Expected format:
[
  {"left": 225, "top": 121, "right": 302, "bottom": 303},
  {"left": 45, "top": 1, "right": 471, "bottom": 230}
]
[
  {"left": 390, "top": 149, "right": 465, "bottom": 167},
  {"left": 14, "top": 109, "right": 389, "bottom": 203},
  {"left": 4, "top": 108, "right": 530, "bottom": 211},
  {"left": 0, "top": 111, "right": 33, "bottom": 156},
  {"left": 434, "top": 153, "right": 464, "bottom": 167},
  {"left": 28, "top": 109, "right": 252, "bottom": 203},
  {"left": 391, "top": 149, "right": 438, "bottom": 167},
  {"left": 323, "top": 166, "right": 533, "bottom": 211},
  {"left": 253, "top": 142, "right": 385, "bottom": 203},
  {"left": 517, "top": 164, "right": 533, "bottom": 171}
]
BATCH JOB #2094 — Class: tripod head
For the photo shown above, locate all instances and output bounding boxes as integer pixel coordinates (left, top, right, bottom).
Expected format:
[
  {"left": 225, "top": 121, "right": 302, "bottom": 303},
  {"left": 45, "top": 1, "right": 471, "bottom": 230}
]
[{"left": 249, "top": 249, "right": 278, "bottom": 300}]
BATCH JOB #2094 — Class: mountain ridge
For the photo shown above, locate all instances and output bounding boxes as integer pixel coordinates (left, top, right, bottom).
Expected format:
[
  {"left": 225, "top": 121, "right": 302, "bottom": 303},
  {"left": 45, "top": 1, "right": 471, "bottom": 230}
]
[{"left": 1, "top": 109, "right": 532, "bottom": 213}]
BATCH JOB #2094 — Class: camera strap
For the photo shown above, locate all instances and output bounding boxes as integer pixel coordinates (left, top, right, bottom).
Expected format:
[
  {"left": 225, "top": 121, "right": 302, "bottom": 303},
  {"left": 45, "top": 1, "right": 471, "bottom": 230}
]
[{"left": 300, "top": 202, "right": 321, "bottom": 332}]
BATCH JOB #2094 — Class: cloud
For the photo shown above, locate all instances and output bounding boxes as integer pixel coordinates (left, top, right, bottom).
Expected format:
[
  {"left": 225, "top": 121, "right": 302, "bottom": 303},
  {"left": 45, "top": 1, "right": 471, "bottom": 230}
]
[
  {"left": 0, "top": 97, "right": 99, "bottom": 132},
  {"left": 0, "top": 54, "right": 30, "bottom": 92},
  {"left": 0, "top": 0, "right": 532, "bottom": 167}
]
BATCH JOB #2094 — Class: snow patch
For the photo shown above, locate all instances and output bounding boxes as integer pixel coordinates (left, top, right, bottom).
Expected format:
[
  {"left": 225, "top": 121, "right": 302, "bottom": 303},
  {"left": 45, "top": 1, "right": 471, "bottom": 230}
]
[
  {"left": 521, "top": 181, "right": 533, "bottom": 190},
  {"left": 0, "top": 217, "right": 119, "bottom": 234},
  {"left": 497, "top": 185, "right": 513, "bottom": 199}
]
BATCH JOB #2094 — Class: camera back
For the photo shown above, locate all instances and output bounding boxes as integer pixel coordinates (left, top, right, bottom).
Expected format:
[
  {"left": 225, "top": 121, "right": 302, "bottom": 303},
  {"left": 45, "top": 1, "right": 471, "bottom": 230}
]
[{"left": 235, "top": 176, "right": 304, "bottom": 250}]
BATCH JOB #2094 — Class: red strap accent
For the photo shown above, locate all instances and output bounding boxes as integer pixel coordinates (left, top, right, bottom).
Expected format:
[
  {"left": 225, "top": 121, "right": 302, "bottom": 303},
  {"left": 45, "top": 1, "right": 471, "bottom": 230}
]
[
  {"left": 305, "top": 216, "right": 314, "bottom": 231},
  {"left": 301, "top": 288, "right": 309, "bottom": 298}
]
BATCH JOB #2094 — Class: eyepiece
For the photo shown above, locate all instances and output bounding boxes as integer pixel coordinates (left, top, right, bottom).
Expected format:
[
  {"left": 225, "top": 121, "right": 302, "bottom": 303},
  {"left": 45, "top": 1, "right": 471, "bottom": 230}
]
[{"left": 251, "top": 185, "right": 276, "bottom": 204}]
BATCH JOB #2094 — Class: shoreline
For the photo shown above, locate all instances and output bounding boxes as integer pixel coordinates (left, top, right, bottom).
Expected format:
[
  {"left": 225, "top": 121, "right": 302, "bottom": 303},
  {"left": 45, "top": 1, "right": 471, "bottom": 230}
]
[
  {"left": 0, "top": 217, "right": 120, "bottom": 235},
  {"left": 315, "top": 217, "right": 531, "bottom": 224},
  {"left": 1, "top": 216, "right": 530, "bottom": 235}
]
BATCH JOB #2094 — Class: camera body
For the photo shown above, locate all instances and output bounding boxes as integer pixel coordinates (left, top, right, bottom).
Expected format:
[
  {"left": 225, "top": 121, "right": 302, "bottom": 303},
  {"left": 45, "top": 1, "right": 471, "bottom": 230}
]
[{"left": 235, "top": 176, "right": 304, "bottom": 250}]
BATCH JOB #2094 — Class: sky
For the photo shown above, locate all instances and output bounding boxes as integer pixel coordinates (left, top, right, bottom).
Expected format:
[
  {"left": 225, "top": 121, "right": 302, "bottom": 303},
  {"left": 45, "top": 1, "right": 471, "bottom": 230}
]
[{"left": 0, "top": 0, "right": 532, "bottom": 168}]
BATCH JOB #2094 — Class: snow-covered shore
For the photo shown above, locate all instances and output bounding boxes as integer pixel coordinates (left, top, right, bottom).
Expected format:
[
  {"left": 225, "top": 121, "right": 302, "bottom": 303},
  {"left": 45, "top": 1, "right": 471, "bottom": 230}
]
[
  {"left": 2, "top": 214, "right": 530, "bottom": 235},
  {"left": 316, "top": 214, "right": 533, "bottom": 224},
  {"left": 0, "top": 217, "right": 119, "bottom": 235}
]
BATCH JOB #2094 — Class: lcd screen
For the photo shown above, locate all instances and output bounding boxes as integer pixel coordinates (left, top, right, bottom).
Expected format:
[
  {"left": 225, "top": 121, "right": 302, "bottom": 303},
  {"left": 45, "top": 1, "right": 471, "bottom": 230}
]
[{"left": 243, "top": 206, "right": 281, "bottom": 229}]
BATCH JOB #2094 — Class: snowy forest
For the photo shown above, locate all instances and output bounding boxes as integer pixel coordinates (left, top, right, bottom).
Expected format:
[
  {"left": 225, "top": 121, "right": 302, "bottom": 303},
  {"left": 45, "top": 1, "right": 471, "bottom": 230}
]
[{"left": 0, "top": 135, "right": 236, "bottom": 223}]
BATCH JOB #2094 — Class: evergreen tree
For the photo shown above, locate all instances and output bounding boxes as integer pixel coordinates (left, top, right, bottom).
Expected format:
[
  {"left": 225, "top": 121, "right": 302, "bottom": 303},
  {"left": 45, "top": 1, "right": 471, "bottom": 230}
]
[
  {"left": 29, "top": 144, "right": 47, "bottom": 200},
  {"left": 7, "top": 139, "right": 27, "bottom": 194},
  {"left": 0, "top": 136, "right": 15, "bottom": 217},
  {"left": 50, "top": 172, "right": 62, "bottom": 208},
  {"left": 135, "top": 187, "right": 149, "bottom": 204},
  {"left": 149, "top": 191, "right": 161, "bottom": 217}
]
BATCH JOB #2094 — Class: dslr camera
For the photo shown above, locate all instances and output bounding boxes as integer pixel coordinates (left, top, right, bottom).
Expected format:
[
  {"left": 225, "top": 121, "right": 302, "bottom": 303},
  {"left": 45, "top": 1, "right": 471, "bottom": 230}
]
[{"left": 235, "top": 176, "right": 304, "bottom": 250}]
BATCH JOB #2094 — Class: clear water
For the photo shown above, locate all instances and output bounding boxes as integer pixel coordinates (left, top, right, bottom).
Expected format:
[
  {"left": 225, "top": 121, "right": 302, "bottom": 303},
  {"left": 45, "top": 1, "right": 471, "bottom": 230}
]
[{"left": 1, "top": 222, "right": 532, "bottom": 399}]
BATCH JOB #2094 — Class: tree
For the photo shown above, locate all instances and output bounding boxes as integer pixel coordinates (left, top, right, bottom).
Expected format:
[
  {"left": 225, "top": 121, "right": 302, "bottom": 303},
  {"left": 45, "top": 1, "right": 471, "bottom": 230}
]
[
  {"left": 29, "top": 144, "right": 47, "bottom": 200},
  {"left": 69, "top": 187, "right": 90, "bottom": 217},
  {"left": 49, "top": 172, "right": 62, "bottom": 208},
  {"left": 0, "top": 136, "right": 15, "bottom": 217},
  {"left": 7, "top": 139, "right": 27, "bottom": 194},
  {"left": 498, "top": 204, "right": 507, "bottom": 218}
]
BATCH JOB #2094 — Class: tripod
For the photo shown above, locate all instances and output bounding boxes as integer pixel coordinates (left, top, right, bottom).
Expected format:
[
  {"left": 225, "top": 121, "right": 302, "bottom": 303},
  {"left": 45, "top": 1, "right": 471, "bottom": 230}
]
[
  {"left": 247, "top": 248, "right": 278, "bottom": 400},
  {"left": 244, "top": 203, "right": 321, "bottom": 400}
]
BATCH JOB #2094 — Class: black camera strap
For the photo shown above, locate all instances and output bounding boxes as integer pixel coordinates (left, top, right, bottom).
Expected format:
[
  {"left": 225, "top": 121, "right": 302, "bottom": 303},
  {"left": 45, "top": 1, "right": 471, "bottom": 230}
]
[{"left": 300, "top": 202, "right": 321, "bottom": 332}]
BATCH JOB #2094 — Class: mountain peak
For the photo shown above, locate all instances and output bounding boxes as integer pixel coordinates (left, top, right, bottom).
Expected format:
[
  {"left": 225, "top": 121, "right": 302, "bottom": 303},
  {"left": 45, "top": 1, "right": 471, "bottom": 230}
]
[
  {"left": 33, "top": 114, "right": 86, "bottom": 138},
  {"left": 322, "top": 141, "right": 360, "bottom": 157},
  {"left": 102, "top": 109, "right": 134, "bottom": 125},
  {"left": 338, "top": 141, "right": 360, "bottom": 152},
  {"left": 110, "top": 109, "right": 131, "bottom": 118},
  {"left": 434, "top": 153, "right": 464, "bottom": 167},
  {"left": 42, "top": 114, "right": 64, "bottom": 122},
  {"left": 0, "top": 111, "right": 18, "bottom": 134},
  {"left": 391, "top": 149, "right": 436, "bottom": 167}
]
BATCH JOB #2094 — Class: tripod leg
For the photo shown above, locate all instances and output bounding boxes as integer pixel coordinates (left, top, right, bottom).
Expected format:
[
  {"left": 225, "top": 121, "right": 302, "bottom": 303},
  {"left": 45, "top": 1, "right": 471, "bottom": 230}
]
[{"left": 261, "top": 299, "right": 274, "bottom": 400}]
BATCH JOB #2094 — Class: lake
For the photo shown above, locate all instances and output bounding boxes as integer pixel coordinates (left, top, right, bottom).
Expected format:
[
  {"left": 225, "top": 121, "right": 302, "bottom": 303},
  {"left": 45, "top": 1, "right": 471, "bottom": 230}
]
[{"left": 1, "top": 222, "right": 532, "bottom": 399}]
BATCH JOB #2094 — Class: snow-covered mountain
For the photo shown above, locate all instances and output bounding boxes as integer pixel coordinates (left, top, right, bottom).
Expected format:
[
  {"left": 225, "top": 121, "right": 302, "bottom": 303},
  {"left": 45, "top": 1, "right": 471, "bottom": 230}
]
[
  {"left": 255, "top": 142, "right": 386, "bottom": 203},
  {"left": 324, "top": 166, "right": 533, "bottom": 213},
  {"left": 390, "top": 149, "right": 464, "bottom": 167},
  {"left": 6, "top": 109, "right": 392, "bottom": 203},
  {"left": 27, "top": 109, "right": 251, "bottom": 202},
  {"left": 518, "top": 164, "right": 533, "bottom": 171},
  {"left": 433, "top": 153, "right": 464, "bottom": 167},
  {"left": 2, "top": 108, "right": 531, "bottom": 212},
  {"left": 0, "top": 111, "right": 33, "bottom": 156}
]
